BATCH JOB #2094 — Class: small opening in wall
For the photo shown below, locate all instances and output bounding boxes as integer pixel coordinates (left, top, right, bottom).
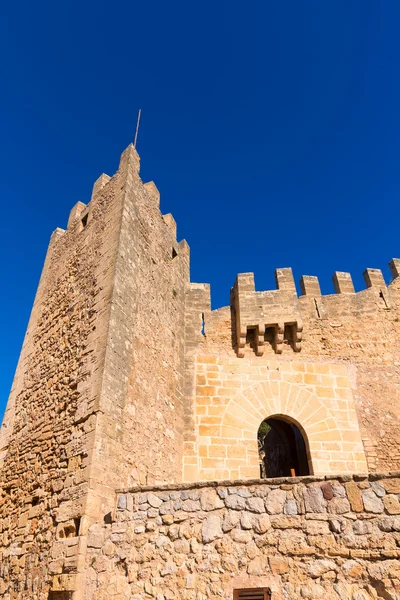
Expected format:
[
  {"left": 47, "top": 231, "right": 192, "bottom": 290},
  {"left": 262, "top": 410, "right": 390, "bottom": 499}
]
[
  {"left": 234, "top": 588, "right": 271, "bottom": 600},
  {"left": 201, "top": 312, "right": 206, "bottom": 336},
  {"left": 264, "top": 326, "right": 275, "bottom": 350},
  {"left": 64, "top": 524, "right": 76, "bottom": 538},
  {"left": 74, "top": 517, "right": 81, "bottom": 536},
  {"left": 31, "top": 496, "right": 39, "bottom": 506},
  {"left": 48, "top": 592, "right": 73, "bottom": 599},
  {"left": 81, "top": 213, "right": 88, "bottom": 228},
  {"left": 172, "top": 247, "right": 178, "bottom": 259},
  {"left": 284, "top": 324, "right": 296, "bottom": 350},
  {"left": 246, "top": 327, "right": 256, "bottom": 349}
]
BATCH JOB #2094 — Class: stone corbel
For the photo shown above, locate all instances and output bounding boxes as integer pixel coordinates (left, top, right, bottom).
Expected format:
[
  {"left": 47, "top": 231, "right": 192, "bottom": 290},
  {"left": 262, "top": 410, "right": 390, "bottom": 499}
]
[
  {"left": 274, "top": 323, "right": 284, "bottom": 354},
  {"left": 294, "top": 319, "right": 303, "bottom": 352},
  {"left": 255, "top": 324, "right": 265, "bottom": 356},
  {"left": 237, "top": 326, "right": 246, "bottom": 358}
]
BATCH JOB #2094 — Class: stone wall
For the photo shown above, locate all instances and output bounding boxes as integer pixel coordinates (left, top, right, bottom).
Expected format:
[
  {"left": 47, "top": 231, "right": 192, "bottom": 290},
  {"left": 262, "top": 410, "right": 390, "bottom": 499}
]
[
  {"left": 0, "top": 144, "right": 191, "bottom": 598},
  {"left": 83, "top": 473, "right": 400, "bottom": 600},
  {"left": 184, "top": 357, "right": 367, "bottom": 482},
  {"left": 0, "top": 165, "right": 122, "bottom": 597},
  {"left": 183, "top": 267, "right": 400, "bottom": 478}
]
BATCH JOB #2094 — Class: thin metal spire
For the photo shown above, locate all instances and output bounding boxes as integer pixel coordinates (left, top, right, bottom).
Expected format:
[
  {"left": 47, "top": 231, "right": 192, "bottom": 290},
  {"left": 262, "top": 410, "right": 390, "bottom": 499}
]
[{"left": 134, "top": 109, "right": 142, "bottom": 149}]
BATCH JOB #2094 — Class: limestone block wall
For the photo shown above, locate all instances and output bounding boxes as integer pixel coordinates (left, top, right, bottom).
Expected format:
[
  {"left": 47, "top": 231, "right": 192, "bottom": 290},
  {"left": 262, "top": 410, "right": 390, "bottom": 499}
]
[
  {"left": 183, "top": 357, "right": 367, "bottom": 482},
  {"left": 83, "top": 473, "right": 400, "bottom": 600},
  {"left": 185, "top": 265, "right": 400, "bottom": 475}
]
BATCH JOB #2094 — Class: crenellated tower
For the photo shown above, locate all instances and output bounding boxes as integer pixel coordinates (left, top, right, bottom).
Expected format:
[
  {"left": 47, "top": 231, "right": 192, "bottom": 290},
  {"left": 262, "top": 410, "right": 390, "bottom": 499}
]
[
  {"left": 1, "top": 144, "right": 400, "bottom": 599},
  {"left": 0, "top": 145, "right": 191, "bottom": 597}
]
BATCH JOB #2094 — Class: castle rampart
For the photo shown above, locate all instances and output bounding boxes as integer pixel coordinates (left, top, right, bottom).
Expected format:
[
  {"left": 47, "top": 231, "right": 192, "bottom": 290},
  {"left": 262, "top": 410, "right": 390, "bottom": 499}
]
[
  {"left": 1, "top": 145, "right": 400, "bottom": 599},
  {"left": 82, "top": 472, "right": 400, "bottom": 599}
]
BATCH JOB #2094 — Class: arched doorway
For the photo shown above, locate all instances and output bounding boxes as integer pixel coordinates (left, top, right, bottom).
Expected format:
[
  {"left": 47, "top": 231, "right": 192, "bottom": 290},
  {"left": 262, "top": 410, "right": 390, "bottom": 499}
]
[{"left": 258, "top": 417, "right": 310, "bottom": 478}]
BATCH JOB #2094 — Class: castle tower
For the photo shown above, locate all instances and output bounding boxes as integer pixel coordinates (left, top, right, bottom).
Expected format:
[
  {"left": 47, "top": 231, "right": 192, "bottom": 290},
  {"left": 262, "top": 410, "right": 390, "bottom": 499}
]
[
  {"left": 0, "top": 145, "right": 191, "bottom": 597},
  {"left": 1, "top": 144, "right": 400, "bottom": 599}
]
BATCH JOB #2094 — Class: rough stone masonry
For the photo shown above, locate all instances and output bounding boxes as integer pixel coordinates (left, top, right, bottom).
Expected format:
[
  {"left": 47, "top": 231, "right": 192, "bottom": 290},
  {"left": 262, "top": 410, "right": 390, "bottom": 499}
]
[{"left": 0, "top": 144, "right": 400, "bottom": 599}]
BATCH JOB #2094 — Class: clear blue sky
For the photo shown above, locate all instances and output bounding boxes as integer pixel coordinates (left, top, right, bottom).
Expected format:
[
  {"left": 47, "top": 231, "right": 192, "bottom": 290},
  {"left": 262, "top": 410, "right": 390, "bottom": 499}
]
[{"left": 1, "top": 1, "right": 400, "bottom": 421}]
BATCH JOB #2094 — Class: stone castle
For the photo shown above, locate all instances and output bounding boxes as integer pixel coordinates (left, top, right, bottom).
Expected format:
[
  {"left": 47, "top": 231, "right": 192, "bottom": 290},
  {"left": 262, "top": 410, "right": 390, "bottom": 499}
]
[{"left": 1, "top": 144, "right": 400, "bottom": 599}]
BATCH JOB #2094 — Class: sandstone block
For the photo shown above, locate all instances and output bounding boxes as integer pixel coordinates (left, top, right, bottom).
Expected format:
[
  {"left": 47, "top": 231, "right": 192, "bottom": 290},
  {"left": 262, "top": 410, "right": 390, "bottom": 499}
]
[
  {"left": 265, "top": 489, "right": 286, "bottom": 514},
  {"left": 381, "top": 478, "right": 400, "bottom": 494},
  {"left": 269, "top": 556, "right": 290, "bottom": 574},
  {"left": 362, "top": 489, "right": 384, "bottom": 513},
  {"left": 246, "top": 497, "right": 265, "bottom": 513},
  {"left": 230, "top": 528, "right": 251, "bottom": 543},
  {"left": 253, "top": 514, "right": 271, "bottom": 534},
  {"left": 247, "top": 556, "right": 269, "bottom": 575},
  {"left": 147, "top": 493, "right": 163, "bottom": 508},
  {"left": 284, "top": 499, "right": 298, "bottom": 515},
  {"left": 201, "top": 515, "right": 223, "bottom": 543},
  {"left": 383, "top": 495, "right": 400, "bottom": 515},
  {"left": 345, "top": 481, "right": 363, "bottom": 513},
  {"left": 222, "top": 511, "right": 240, "bottom": 532},
  {"left": 342, "top": 559, "right": 363, "bottom": 578},
  {"left": 307, "top": 559, "right": 337, "bottom": 578},
  {"left": 200, "top": 489, "right": 223, "bottom": 511},
  {"left": 87, "top": 525, "right": 106, "bottom": 549},
  {"left": 327, "top": 497, "right": 351, "bottom": 514},
  {"left": 305, "top": 520, "right": 330, "bottom": 535},
  {"left": 303, "top": 487, "right": 327, "bottom": 513}
]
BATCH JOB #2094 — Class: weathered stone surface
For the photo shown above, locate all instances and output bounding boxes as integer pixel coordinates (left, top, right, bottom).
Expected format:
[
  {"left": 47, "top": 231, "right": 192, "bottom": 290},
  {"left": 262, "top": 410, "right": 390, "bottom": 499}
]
[
  {"left": 222, "top": 510, "right": 240, "bottom": 532},
  {"left": 321, "top": 483, "right": 334, "bottom": 500},
  {"left": 328, "top": 497, "right": 351, "bottom": 514},
  {"left": 345, "top": 481, "right": 363, "bottom": 512},
  {"left": 383, "top": 495, "right": 400, "bottom": 515},
  {"left": 201, "top": 515, "right": 223, "bottom": 543},
  {"left": 362, "top": 489, "right": 384, "bottom": 513},
  {"left": 269, "top": 556, "right": 290, "bottom": 574},
  {"left": 284, "top": 499, "right": 298, "bottom": 515},
  {"left": 247, "top": 556, "right": 269, "bottom": 575},
  {"left": 240, "top": 512, "right": 253, "bottom": 530},
  {"left": 370, "top": 481, "right": 385, "bottom": 497},
  {"left": 230, "top": 528, "right": 252, "bottom": 543},
  {"left": 246, "top": 497, "right": 265, "bottom": 513},
  {"left": 225, "top": 494, "right": 246, "bottom": 510},
  {"left": 265, "top": 489, "right": 286, "bottom": 514},
  {"left": 253, "top": 513, "right": 271, "bottom": 534},
  {"left": 307, "top": 559, "right": 337, "bottom": 578},
  {"left": 181, "top": 499, "right": 200, "bottom": 512},
  {"left": 381, "top": 478, "right": 400, "bottom": 494},
  {"left": 304, "top": 520, "right": 330, "bottom": 535},
  {"left": 200, "top": 489, "right": 223, "bottom": 511},
  {"left": 147, "top": 493, "right": 163, "bottom": 508},
  {"left": 303, "top": 487, "right": 327, "bottom": 513},
  {"left": 342, "top": 559, "right": 363, "bottom": 578}
]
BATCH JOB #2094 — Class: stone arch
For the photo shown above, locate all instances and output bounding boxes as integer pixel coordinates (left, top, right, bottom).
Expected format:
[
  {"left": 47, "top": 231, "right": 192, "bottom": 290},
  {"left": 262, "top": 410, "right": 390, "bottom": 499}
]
[{"left": 221, "top": 380, "right": 340, "bottom": 477}]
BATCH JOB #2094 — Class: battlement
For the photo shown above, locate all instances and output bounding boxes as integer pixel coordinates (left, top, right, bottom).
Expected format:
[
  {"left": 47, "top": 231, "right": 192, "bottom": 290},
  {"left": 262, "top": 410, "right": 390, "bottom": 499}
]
[
  {"left": 62, "top": 144, "right": 189, "bottom": 263},
  {"left": 3, "top": 141, "right": 400, "bottom": 599},
  {"left": 232, "top": 260, "right": 400, "bottom": 357}
]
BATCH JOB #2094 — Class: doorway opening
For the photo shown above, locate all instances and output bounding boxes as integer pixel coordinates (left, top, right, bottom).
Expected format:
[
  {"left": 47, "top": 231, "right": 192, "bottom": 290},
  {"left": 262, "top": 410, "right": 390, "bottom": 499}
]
[{"left": 258, "top": 416, "right": 310, "bottom": 478}]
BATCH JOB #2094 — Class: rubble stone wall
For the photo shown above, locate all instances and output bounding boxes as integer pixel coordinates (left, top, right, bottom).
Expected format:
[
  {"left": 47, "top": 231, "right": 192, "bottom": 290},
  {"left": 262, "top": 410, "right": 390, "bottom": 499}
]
[
  {"left": 0, "top": 166, "right": 123, "bottom": 597},
  {"left": 0, "top": 144, "right": 191, "bottom": 598},
  {"left": 83, "top": 473, "right": 400, "bottom": 600}
]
